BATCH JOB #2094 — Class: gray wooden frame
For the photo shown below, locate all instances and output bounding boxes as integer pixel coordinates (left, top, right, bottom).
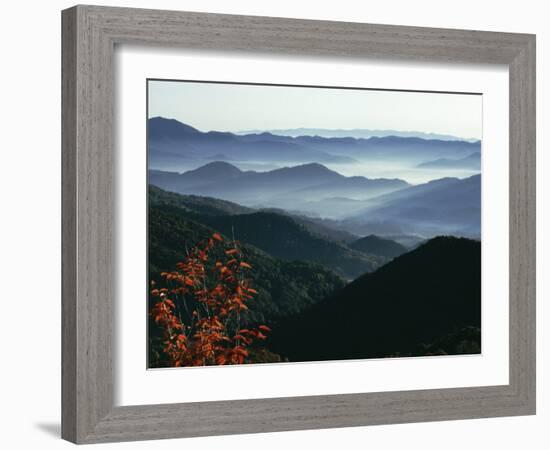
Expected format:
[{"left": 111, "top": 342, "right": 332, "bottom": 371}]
[{"left": 62, "top": 4, "right": 536, "bottom": 444}]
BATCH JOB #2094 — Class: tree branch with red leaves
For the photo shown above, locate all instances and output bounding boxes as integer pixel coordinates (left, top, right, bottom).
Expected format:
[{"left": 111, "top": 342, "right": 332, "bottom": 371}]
[{"left": 150, "top": 232, "right": 271, "bottom": 367}]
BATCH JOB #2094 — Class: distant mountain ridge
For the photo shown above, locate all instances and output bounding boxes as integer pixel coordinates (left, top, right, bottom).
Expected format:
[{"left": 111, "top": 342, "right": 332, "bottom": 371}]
[
  {"left": 148, "top": 117, "right": 356, "bottom": 165},
  {"left": 148, "top": 117, "right": 481, "bottom": 169},
  {"left": 235, "top": 127, "right": 479, "bottom": 142},
  {"left": 417, "top": 152, "right": 481, "bottom": 170},
  {"left": 149, "top": 161, "right": 410, "bottom": 207},
  {"left": 148, "top": 117, "right": 481, "bottom": 239},
  {"left": 345, "top": 174, "right": 481, "bottom": 238},
  {"left": 148, "top": 117, "right": 200, "bottom": 140},
  {"left": 150, "top": 163, "right": 481, "bottom": 238}
]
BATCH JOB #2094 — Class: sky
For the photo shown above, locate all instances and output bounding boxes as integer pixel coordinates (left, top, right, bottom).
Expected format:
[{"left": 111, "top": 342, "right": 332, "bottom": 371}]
[{"left": 147, "top": 80, "right": 482, "bottom": 141}]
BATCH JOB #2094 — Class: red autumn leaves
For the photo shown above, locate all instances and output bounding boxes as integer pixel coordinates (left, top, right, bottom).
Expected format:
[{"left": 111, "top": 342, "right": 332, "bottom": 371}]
[{"left": 150, "top": 232, "right": 271, "bottom": 367}]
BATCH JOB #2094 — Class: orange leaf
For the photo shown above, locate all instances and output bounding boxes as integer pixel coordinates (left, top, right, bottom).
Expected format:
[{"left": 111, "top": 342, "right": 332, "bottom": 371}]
[
  {"left": 239, "top": 262, "right": 252, "bottom": 269},
  {"left": 212, "top": 233, "right": 223, "bottom": 241},
  {"left": 233, "top": 347, "right": 249, "bottom": 357},
  {"left": 164, "top": 299, "right": 175, "bottom": 308}
]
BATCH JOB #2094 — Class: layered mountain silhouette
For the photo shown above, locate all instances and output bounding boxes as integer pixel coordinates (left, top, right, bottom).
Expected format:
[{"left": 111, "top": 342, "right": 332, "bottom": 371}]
[
  {"left": 149, "top": 185, "right": 385, "bottom": 279},
  {"left": 329, "top": 135, "right": 480, "bottom": 161},
  {"left": 148, "top": 117, "right": 482, "bottom": 364},
  {"left": 236, "top": 127, "right": 478, "bottom": 142},
  {"left": 149, "top": 161, "right": 409, "bottom": 208},
  {"left": 148, "top": 117, "right": 481, "bottom": 168},
  {"left": 148, "top": 117, "right": 355, "bottom": 165},
  {"left": 150, "top": 163, "right": 480, "bottom": 239},
  {"left": 149, "top": 184, "right": 354, "bottom": 242},
  {"left": 417, "top": 152, "right": 481, "bottom": 170},
  {"left": 269, "top": 236, "right": 481, "bottom": 361},
  {"left": 344, "top": 174, "right": 481, "bottom": 238},
  {"left": 148, "top": 116, "right": 201, "bottom": 140},
  {"left": 289, "top": 176, "right": 409, "bottom": 201},
  {"left": 200, "top": 212, "right": 384, "bottom": 279}
]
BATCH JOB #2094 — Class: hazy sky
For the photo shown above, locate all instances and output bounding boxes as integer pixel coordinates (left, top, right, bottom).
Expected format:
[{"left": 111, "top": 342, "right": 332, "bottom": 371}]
[{"left": 148, "top": 80, "right": 482, "bottom": 140}]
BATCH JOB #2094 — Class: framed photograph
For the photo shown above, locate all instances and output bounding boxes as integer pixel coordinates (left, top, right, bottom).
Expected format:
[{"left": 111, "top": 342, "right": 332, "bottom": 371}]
[{"left": 62, "top": 5, "right": 536, "bottom": 444}]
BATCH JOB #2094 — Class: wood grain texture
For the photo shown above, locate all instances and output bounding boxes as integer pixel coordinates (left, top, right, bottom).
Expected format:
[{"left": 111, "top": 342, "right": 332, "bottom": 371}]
[
  {"left": 61, "top": 6, "right": 77, "bottom": 443},
  {"left": 61, "top": 4, "right": 536, "bottom": 444},
  {"left": 62, "top": 5, "right": 114, "bottom": 442},
  {"left": 508, "top": 36, "right": 536, "bottom": 408}
]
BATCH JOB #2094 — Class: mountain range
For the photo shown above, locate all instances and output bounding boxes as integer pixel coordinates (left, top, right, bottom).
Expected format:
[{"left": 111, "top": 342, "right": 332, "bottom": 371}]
[
  {"left": 148, "top": 117, "right": 355, "bottom": 166},
  {"left": 417, "top": 152, "right": 481, "bottom": 170},
  {"left": 269, "top": 236, "right": 481, "bottom": 361},
  {"left": 344, "top": 174, "right": 481, "bottom": 237},
  {"left": 149, "top": 162, "right": 480, "bottom": 239},
  {"left": 149, "top": 161, "right": 409, "bottom": 207},
  {"left": 147, "top": 116, "right": 482, "bottom": 365},
  {"left": 149, "top": 185, "right": 386, "bottom": 279},
  {"left": 148, "top": 117, "right": 481, "bottom": 170},
  {"left": 236, "top": 127, "right": 478, "bottom": 142}
]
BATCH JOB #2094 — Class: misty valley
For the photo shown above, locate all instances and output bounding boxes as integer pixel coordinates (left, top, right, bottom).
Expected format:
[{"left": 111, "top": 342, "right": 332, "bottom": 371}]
[{"left": 147, "top": 116, "right": 482, "bottom": 367}]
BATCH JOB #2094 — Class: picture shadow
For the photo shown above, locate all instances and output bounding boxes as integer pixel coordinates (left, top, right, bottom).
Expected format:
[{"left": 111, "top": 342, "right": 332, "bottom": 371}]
[{"left": 35, "top": 422, "right": 61, "bottom": 438}]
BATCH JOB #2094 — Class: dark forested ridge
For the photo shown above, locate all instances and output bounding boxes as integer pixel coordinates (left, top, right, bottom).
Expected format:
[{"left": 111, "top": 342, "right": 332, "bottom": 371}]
[
  {"left": 200, "top": 211, "right": 384, "bottom": 279},
  {"left": 269, "top": 236, "right": 481, "bottom": 361},
  {"left": 149, "top": 183, "right": 253, "bottom": 216},
  {"left": 149, "top": 185, "right": 386, "bottom": 279},
  {"left": 149, "top": 203, "right": 346, "bottom": 324},
  {"left": 349, "top": 234, "right": 408, "bottom": 258}
]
